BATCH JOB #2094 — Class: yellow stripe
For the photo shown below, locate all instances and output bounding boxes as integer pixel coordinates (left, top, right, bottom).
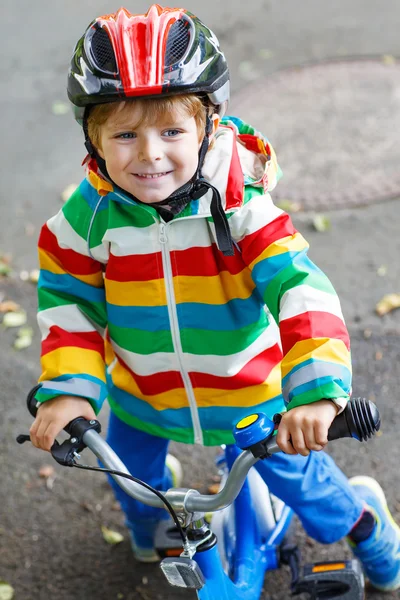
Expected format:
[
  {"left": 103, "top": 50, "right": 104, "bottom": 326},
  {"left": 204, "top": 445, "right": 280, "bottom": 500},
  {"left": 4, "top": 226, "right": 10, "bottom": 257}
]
[
  {"left": 110, "top": 361, "right": 281, "bottom": 410},
  {"left": 39, "top": 248, "right": 104, "bottom": 287},
  {"left": 249, "top": 232, "right": 309, "bottom": 270},
  {"left": 281, "top": 338, "right": 351, "bottom": 379},
  {"left": 39, "top": 347, "right": 107, "bottom": 382},
  {"left": 105, "top": 270, "right": 255, "bottom": 306}
]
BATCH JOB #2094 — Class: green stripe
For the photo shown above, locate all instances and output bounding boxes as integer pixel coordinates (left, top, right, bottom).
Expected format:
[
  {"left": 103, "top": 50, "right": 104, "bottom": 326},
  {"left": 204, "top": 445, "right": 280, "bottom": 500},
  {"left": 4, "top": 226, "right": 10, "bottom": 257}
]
[
  {"left": 243, "top": 185, "right": 264, "bottom": 205},
  {"left": 286, "top": 382, "right": 346, "bottom": 411},
  {"left": 181, "top": 313, "right": 268, "bottom": 355},
  {"left": 108, "top": 397, "right": 234, "bottom": 446},
  {"left": 264, "top": 263, "right": 336, "bottom": 322},
  {"left": 108, "top": 201, "right": 158, "bottom": 229},
  {"left": 38, "top": 287, "right": 107, "bottom": 328},
  {"left": 62, "top": 188, "right": 93, "bottom": 240},
  {"left": 108, "top": 323, "right": 173, "bottom": 354}
]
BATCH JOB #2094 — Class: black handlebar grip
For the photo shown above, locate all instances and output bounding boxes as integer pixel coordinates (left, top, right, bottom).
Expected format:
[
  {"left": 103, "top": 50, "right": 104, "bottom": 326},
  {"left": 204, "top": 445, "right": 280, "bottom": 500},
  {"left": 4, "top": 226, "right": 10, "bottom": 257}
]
[
  {"left": 328, "top": 398, "right": 380, "bottom": 442},
  {"left": 26, "top": 384, "right": 42, "bottom": 418}
]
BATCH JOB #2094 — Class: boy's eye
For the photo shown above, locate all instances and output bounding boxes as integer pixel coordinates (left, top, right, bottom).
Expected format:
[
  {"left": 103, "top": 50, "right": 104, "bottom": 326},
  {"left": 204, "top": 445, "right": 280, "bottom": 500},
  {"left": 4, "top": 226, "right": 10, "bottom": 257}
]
[
  {"left": 117, "top": 132, "right": 136, "bottom": 139},
  {"left": 163, "top": 129, "right": 181, "bottom": 137}
]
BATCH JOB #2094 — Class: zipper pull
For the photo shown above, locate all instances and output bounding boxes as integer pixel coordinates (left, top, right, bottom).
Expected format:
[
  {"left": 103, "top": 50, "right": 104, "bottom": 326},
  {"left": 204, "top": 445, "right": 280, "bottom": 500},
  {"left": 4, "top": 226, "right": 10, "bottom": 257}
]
[{"left": 159, "top": 223, "right": 168, "bottom": 244}]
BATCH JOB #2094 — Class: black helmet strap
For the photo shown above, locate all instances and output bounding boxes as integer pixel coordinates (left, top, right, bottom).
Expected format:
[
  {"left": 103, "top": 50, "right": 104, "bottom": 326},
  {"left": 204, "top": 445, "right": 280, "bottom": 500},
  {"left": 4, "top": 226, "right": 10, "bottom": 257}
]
[{"left": 82, "top": 110, "right": 234, "bottom": 256}]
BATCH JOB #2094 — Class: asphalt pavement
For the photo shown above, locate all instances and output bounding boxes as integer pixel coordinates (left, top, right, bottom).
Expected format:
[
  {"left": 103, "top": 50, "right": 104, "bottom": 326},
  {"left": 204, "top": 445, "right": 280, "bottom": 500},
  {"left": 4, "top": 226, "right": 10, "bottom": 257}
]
[{"left": 1, "top": 1, "right": 400, "bottom": 599}]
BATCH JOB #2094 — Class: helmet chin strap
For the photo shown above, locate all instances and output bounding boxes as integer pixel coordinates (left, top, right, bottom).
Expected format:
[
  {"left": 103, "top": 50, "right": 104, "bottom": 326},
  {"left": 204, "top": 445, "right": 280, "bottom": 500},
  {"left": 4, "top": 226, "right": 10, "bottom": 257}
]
[{"left": 83, "top": 110, "right": 234, "bottom": 256}]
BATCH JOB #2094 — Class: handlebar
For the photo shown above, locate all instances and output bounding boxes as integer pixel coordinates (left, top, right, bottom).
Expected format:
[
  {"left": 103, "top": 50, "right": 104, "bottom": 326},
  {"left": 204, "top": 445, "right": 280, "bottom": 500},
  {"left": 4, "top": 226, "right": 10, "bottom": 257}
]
[{"left": 21, "top": 390, "right": 380, "bottom": 515}]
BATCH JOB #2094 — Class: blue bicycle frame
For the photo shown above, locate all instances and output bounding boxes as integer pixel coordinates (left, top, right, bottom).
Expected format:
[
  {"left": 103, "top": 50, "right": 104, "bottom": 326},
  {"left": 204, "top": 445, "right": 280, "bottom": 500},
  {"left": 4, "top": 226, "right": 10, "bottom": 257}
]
[{"left": 195, "top": 444, "right": 294, "bottom": 600}]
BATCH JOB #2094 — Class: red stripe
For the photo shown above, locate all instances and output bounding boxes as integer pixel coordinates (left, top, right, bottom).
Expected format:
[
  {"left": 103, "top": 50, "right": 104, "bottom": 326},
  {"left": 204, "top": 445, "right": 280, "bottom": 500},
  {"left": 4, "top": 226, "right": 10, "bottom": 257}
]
[
  {"left": 39, "top": 224, "right": 101, "bottom": 276},
  {"left": 224, "top": 127, "right": 244, "bottom": 210},
  {"left": 279, "top": 311, "right": 350, "bottom": 355},
  {"left": 189, "top": 344, "right": 283, "bottom": 390},
  {"left": 171, "top": 245, "right": 245, "bottom": 277},
  {"left": 239, "top": 213, "right": 296, "bottom": 266},
  {"left": 106, "top": 252, "right": 162, "bottom": 282},
  {"left": 41, "top": 326, "right": 105, "bottom": 359},
  {"left": 116, "top": 353, "right": 184, "bottom": 395}
]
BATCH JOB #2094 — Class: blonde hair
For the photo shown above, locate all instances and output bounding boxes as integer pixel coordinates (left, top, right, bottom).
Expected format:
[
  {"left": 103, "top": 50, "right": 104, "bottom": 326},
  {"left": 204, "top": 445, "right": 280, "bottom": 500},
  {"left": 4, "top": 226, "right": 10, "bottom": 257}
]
[{"left": 87, "top": 94, "right": 210, "bottom": 150}]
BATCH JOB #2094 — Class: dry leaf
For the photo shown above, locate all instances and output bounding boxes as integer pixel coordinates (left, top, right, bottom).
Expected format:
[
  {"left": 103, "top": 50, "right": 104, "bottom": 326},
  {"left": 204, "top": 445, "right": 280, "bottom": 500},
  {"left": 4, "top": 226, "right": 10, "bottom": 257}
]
[
  {"left": 101, "top": 525, "right": 124, "bottom": 545},
  {"left": 207, "top": 483, "right": 220, "bottom": 495},
  {"left": 375, "top": 293, "right": 400, "bottom": 316},
  {"left": 0, "top": 581, "right": 14, "bottom": 600},
  {"left": 375, "top": 351, "right": 383, "bottom": 361},
  {"left": 61, "top": 183, "right": 78, "bottom": 203},
  {"left": 363, "top": 329, "right": 372, "bottom": 339},
  {"left": 52, "top": 101, "right": 69, "bottom": 115},
  {"left": 39, "top": 465, "right": 55, "bottom": 479},
  {"left": 14, "top": 326, "right": 34, "bottom": 350},
  {"left": 377, "top": 265, "right": 387, "bottom": 277},
  {"left": 312, "top": 214, "right": 331, "bottom": 232},
  {"left": 3, "top": 311, "right": 27, "bottom": 328},
  {"left": 19, "top": 270, "right": 29, "bottom": 281},
  {"left": 29, "top": 269, "right": 40, "bottom": 283},
  {"left": 382, "top": 54, "right": 396, "bottom": 65},
  {"left": 0, "top": 301, "right": 20, "bottom": 313},
  {"left": 276, "top": 199, "right": 302, "bottom": 213}
]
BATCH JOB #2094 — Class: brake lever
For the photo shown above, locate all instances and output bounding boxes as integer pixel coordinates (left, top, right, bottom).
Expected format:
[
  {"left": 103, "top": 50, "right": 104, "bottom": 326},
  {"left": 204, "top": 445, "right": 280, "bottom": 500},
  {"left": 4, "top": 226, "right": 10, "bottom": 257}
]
[{"left": 16, "top": 417, "right": 102, "bottom": 467}]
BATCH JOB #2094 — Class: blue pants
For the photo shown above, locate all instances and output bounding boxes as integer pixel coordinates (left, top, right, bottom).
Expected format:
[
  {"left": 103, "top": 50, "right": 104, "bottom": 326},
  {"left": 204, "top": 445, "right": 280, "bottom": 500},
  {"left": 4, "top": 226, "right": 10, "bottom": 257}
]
[{"left": 106, "top": 411, "right": 365, "bottom": 548}]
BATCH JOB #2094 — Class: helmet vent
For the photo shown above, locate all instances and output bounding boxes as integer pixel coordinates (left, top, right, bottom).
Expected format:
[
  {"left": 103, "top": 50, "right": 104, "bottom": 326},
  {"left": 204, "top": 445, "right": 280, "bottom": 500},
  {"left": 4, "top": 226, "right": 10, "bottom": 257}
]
[
  {"left": 91, "top": 27, "right": 117, "bottom": 73},
  {"left": 165, "top": 19, "right": 190, "bottom": 66}
]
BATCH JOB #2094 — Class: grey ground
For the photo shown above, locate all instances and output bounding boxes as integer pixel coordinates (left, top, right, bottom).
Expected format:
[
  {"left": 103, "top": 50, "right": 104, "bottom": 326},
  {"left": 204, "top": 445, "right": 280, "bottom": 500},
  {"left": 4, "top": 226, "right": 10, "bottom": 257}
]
[{"left": 1, "top": 1, "right": 400, "bottom": 599}]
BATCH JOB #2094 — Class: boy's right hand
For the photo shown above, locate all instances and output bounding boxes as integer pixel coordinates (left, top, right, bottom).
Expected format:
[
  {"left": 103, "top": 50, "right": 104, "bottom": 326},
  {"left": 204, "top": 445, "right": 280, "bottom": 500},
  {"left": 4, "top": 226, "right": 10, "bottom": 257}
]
[{"left": 30, "top": 395, "right": 96, "bottom": 452}]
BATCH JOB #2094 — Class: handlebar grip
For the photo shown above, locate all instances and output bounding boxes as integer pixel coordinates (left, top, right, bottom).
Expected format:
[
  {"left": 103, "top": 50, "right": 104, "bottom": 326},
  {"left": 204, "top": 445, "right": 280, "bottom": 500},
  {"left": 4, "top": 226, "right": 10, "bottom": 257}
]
[
  {"left": 327, "top": 398, "right": 380, "bottom": 442},
  {"left": 27, "top": 384, "right": 41, "bottom": 418}
]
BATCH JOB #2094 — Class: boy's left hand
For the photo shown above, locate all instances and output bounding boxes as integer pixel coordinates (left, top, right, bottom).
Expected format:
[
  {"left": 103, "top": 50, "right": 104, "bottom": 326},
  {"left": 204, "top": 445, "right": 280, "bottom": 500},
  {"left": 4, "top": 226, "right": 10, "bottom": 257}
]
[{"left": 276, "top": 399, "right": 339, "bottom": 456}]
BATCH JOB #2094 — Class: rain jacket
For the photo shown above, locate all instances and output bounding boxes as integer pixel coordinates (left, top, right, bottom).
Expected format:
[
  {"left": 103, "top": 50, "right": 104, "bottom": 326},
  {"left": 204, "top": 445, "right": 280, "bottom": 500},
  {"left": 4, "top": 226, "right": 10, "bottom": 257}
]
[{"left": 36, "top": 117, "right": 351, "bottom": 446}]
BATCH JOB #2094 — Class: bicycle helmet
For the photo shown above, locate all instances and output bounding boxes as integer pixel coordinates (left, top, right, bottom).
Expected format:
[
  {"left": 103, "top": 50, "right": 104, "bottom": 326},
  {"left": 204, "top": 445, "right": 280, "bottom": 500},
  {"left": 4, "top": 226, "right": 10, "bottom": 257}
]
[
  {"left": 68, "top": 4, "right": 230, "bottom": 124},
  {"left": 68, "top": 5, "right": 234, "bottom": 255}
]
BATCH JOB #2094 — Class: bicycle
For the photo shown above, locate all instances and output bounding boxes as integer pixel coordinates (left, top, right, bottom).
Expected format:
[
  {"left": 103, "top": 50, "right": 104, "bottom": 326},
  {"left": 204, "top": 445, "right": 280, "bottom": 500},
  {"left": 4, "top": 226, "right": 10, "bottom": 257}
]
[{"left": 18, "top": 388, "right": 380, "bottom": 600}]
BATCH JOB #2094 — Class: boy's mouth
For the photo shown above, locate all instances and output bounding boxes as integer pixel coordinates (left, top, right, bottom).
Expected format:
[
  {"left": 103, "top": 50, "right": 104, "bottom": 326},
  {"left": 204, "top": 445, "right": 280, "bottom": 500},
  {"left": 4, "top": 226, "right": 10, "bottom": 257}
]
[{"left": 133, "top": 171, "right": 172, "bottom": 179}]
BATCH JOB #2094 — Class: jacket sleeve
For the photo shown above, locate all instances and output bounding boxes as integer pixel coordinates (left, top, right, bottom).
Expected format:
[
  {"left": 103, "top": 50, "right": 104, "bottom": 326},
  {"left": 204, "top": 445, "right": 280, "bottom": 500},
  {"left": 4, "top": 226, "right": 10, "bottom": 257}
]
[
  {"left": 35, "top": 184, "right": 109, "bottom": 414},
  {"left": 229, "top": 189, "right": 351, "bottom": 412}
]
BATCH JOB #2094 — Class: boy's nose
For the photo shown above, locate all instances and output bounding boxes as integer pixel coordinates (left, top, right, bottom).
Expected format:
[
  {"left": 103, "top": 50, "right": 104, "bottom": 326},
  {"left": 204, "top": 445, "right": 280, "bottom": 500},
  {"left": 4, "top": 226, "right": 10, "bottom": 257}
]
[{"left": 138, "top": 139, "right": 163, "bottom": 162}]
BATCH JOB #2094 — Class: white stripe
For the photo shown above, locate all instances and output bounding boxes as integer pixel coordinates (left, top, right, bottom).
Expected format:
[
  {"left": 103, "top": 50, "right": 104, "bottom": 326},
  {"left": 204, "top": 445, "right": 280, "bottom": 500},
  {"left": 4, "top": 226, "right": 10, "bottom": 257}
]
[
  {"left": 47, "top": 211, "right": 109, "bottom": 263},
  {"left": 279, "top": 285, "right": 345, "bottom": 322},
  {"left": 103, "top": 223, "right": 158, "bottom": 256},
  {"left": 229, "top": 193, "right": 283, "bottom": 241},
  {"left": 110, "top": 324, "right": 281, "bottom": 378},
  {"left": 38, "top": 305, "right": 101, "bottom": 341},
  {"left": 202, "top": 127, "right": 233, "bottom": 208}
]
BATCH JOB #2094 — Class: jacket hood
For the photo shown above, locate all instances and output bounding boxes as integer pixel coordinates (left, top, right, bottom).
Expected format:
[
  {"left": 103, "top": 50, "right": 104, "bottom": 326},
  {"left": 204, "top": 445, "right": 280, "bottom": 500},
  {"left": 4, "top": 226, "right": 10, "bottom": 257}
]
[{"left": 85, "top": 116, "right": 282, "bottom": 212}]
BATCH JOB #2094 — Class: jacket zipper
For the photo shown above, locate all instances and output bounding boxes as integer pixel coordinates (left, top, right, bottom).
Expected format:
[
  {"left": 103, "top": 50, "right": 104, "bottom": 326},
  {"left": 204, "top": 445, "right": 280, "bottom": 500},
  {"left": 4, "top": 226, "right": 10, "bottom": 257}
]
[{"left": 159, "top": 222, "right": 204, "bottom": 445}]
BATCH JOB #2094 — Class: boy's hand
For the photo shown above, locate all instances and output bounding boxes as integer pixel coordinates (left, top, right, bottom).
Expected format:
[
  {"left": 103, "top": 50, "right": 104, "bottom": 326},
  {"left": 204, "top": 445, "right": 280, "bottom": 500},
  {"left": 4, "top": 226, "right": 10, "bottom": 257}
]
[
  {"left": 30, "top": 395, "right": 96, "bottom": 452},
  {"left": 276, "top": 400, "right": 339, "bottom": 456}
]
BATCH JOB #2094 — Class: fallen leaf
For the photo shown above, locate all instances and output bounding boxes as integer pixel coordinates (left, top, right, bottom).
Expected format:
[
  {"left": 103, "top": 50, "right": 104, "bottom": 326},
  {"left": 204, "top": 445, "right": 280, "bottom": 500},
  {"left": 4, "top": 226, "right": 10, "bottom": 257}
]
[
  {"left": 312, "top": 214, "right": 331, "bottom": 232},
  {"left": 14, "top": 326, "right": 34, "bottom": 350},
  {"left": 276, "top": 199, "right": 302, "bottom": 213},
  {"left": 101, "top": 525, "right": 124, "bottom": 545},
  {"left": 0, "top": 261, "right": 12, "bottom": 276},
  {"left": 52, "top": 101, "right": 70, "bottom": 115},
  {"left": 3, "top": 311, "right": 27, "bottom": 328},
  {"left": 0, "top": 301, "right": 20, "bottom": 313},
  {"left": 0, "top": 581, "right": 14, "bottom": 600},
  {"left": 363, "top": 329, "right": 372, "bottom": 339},
  {"left": 377, "top": 265, "right": 387, "bottom": 277},
  {"left": 382, "top": 54, "right": 396, "bottom": 65},
  {"left": 61, "top": 183, "right": 78, "bottom": 203},
  {"left": 39, "top": 465, "right": 55, "bottom": 479},
  {"left": 19, "top": 270, "right": 29, "bottom": 281},
  {"left": 375, "top": 293, "right": 400, "bottom": 316},
  {"left": 29, "top": 269, "right": 40, "bottom": 283},
  {"left": 207, "top": 483, "right": 220, "bottom": 495},
  {"left": 375, "top": 351, "right": 383, "bottom": 361}
]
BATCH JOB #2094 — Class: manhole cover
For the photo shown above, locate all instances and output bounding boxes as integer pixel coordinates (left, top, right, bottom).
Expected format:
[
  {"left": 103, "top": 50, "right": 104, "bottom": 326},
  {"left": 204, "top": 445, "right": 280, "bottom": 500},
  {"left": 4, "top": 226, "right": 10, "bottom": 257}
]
[{"left": 230, "top": 60, "right": 400, "bottom": 210}]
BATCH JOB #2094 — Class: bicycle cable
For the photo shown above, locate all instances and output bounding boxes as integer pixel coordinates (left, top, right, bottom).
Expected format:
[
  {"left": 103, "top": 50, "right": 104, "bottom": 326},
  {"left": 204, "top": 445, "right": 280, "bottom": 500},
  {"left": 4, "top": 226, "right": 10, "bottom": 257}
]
[{"left": 72, "top": 461, "right": 188, "bottom": 547}]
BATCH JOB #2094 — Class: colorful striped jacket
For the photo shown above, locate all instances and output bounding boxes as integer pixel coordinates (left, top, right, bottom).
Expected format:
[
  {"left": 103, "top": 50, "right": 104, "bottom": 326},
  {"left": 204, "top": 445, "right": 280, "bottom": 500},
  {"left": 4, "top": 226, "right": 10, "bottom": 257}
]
[{"left": 36, "top": 117, "right": 351, "bottom": 446}]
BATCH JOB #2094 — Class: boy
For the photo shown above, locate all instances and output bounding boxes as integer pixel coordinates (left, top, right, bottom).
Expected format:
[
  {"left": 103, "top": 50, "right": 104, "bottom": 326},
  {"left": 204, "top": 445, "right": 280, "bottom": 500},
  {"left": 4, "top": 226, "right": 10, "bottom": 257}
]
[{"left": 30, "top": 5, "right": 400, "bottom": 591}]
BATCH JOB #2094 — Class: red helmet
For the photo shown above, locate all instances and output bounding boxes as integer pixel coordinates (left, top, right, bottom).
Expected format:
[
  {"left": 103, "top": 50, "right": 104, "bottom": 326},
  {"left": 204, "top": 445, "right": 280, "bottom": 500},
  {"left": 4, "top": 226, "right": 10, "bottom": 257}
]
[{"left": 68, "top": 4, "right": 230, "bottom": 124}]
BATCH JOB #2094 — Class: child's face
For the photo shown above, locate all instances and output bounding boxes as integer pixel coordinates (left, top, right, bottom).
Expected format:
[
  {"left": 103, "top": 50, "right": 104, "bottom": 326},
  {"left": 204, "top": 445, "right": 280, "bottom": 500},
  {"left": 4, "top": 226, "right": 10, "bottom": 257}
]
[{"left": 98, "top": 103, "right": 204, "bottom": 203}]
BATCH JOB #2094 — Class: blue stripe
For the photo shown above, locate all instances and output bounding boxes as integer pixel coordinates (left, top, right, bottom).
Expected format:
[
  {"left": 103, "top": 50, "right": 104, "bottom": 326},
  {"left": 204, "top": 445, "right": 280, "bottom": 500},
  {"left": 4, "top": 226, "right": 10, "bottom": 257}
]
[
  {"left": 252, "top": 251, "right": 323, "bottom": 297},
  {"left": 80, "top": 179, "right": 110, "bottom": 211},
  {"left": 190, "top": 199, "right": 200, "bottom": 215},
  {"left": 106, "top": 294, "right": 267, "bottom": 332},
  {"left": 107, "top": 303, "right": 170, "bottom": 331},
  {"left": 177, "top": 295, "right": 267, "bottom": 331},
  {"left": 38, "top": 270, "right": 105, "bottom": 303},
  {"left": 288, "top": 373, "right": 352, "bottom": 403},
  {"left": 107, "top": 374, "right": 285, "bottom": 432}
]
